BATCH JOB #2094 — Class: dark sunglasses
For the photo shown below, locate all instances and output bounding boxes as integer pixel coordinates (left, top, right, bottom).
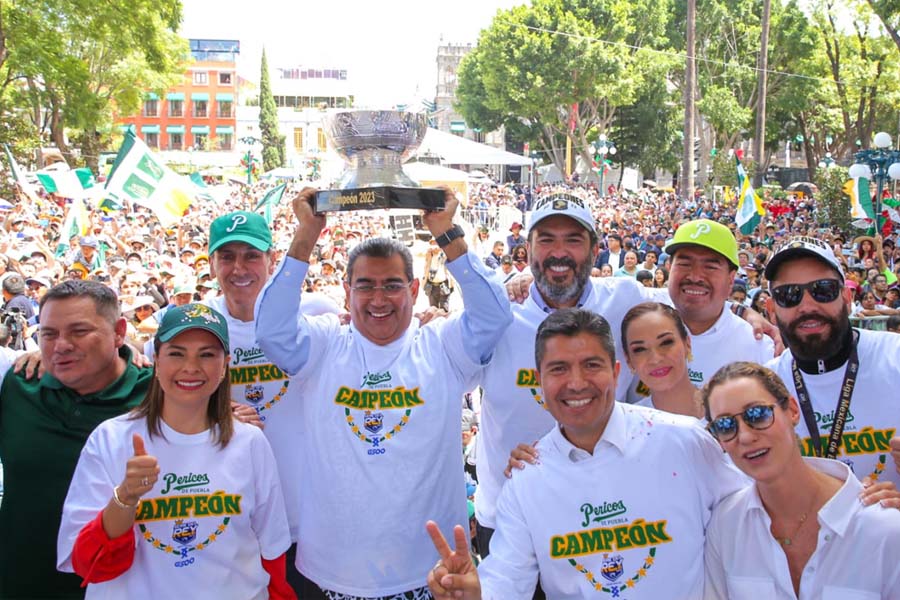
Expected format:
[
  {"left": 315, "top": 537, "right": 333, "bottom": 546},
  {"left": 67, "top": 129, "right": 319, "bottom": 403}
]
[
  {"left": 707, "top": 403, "right": 777, "bottom": 442},
  {"left": 771, "top": 278, "right": 842, "bottom": 308}
]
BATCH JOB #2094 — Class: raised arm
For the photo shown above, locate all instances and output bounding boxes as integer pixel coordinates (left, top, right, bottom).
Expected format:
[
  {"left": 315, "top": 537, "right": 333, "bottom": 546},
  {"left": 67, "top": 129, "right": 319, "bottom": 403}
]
[{"left": 254, "top": 188, "right": 327, "bottom": 376}]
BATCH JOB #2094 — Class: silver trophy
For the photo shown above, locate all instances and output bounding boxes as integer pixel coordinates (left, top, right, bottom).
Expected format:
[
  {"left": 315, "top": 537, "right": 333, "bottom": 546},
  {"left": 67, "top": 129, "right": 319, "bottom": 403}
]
[{"left": 315, "top": 110, "right": 446, "bottom": 213}]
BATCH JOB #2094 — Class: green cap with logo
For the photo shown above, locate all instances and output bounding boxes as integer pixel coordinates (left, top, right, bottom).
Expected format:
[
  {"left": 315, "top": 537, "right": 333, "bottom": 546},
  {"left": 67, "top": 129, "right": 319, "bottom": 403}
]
[
  {"left": 154, "top": 303, "right": 229, "bottom": 353},
  {"left": 208, "top": 211, "right": 272, "bottom": 255},
  {"left": 664, "top": 219, "right": 740, "bottom": 268}
]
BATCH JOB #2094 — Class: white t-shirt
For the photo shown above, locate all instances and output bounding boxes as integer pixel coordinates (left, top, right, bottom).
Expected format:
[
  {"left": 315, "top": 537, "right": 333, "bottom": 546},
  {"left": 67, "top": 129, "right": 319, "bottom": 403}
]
[
  {"left": 704, "top": 457, "right": 900, "bottom": 599},
  {"left": 57, "top": 415, "right": 290, "bottom": 600},
  {"left": 205, "top": 293, "right": 340, "bottom": 541},
  {"left": 627, "top": 308, "right": 774, "bottom": 403},
  {"left": 282, "top": 315, "right": 478, "bottom": 596},
  {"left": 479, "top": 403, "right": 745, "bottom": 599},
  {"left": 767, "top": 328, "right": 900, "bottom": 488},
  {"left": 474, "top": 277, "right": 651, "bottom": 529}
]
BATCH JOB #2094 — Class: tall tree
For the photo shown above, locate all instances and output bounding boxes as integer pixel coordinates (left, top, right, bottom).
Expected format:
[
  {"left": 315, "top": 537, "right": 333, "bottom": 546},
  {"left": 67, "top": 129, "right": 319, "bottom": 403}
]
[
  {"left": 455, "top": 0, "right": 672, "bottom": 175},
  {"left": 0, "top": 0, "right": 186, "bottom": 169},
  {"left": 258, "top": 48, "right": 285, "bottom": 171}
]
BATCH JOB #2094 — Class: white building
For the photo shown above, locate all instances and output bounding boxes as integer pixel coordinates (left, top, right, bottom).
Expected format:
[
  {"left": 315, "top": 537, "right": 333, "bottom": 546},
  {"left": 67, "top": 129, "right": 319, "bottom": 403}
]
[{"left": 236, "top": 65, "right": 356, "bottom": 170}]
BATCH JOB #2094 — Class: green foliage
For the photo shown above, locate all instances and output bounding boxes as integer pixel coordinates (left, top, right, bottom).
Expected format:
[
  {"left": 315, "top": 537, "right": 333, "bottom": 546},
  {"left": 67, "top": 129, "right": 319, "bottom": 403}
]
[
  {"left": 258, "top": 48, "right": 285, "bottom": 172},
  {"left": 814, "top": 165, "right": 852, "bottom": 232},
  {"left": 455, "top": 0, "right": 673, "bottom": 173},
  {"left": 613, "top": 77, "right": 682, "bottom": 177},
  {"left": 0, "top": 0, "right": 188, "bottom": 169}
]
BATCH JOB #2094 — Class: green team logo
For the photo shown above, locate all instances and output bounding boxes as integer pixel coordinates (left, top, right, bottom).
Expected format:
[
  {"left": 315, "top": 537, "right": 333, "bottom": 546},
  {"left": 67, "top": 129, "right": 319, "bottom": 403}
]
[{"left": 516, "top": 368, "right": 547, "bottom": 410}]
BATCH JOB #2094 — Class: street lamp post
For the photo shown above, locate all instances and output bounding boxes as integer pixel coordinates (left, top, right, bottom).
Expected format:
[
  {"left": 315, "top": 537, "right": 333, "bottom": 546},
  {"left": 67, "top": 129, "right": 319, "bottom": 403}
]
[
  {"left": 817, "top": 152, "right": 836, "bottom": 169},
  {"left": 590, "top": 134, "right": 617, "bottom": 195},
  {"left": 850, "top": 132, "right": 900, "bottom": 232},
  {"left": 239, "top": 135, "right": 260, "bottom": 185}
]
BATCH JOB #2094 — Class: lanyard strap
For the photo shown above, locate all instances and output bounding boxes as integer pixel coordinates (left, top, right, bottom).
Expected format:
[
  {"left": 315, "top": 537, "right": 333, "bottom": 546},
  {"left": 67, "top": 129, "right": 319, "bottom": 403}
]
[{"left": 791, "top": 331, "right": 860, "bottom": 459}]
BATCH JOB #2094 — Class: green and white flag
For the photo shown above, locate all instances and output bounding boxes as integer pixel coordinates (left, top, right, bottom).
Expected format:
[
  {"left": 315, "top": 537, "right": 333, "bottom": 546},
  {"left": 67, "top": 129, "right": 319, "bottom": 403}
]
[
  {"left": 104, "top": 127, "right": 196, "bottom": 227},
  {"left": 844, "top": 177, "right": 875, "bottom": 221},
  {"left": 36, "top": 167, "right": 95, "bottom": 199},
  {"left": 735, "top": 155, "right": 764, "bottom": 235},
  {"left": 254, "top": 183, "right": 287, "bottom": 225},
  {"left": 2, "top": 144, "right": 41, "bottom": 202}
]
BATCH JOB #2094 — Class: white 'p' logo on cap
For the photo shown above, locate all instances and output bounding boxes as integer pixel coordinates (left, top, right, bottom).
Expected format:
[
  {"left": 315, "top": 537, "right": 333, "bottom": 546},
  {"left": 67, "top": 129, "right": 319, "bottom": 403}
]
[
  {"left": 226, "top": 214, "right": 247, "bottom": 233},
  {"left": 690, "top": 222, "right": 711, "bottom": 239}
]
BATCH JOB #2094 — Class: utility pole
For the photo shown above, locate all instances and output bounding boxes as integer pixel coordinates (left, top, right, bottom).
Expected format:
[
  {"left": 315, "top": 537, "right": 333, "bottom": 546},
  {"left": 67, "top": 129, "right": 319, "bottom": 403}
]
[
  {"left": 682, "top": 0, "right": 696, "bottom": 200},
  {"left": 752, "top": 0, "right": 771, "bottom": 188}
]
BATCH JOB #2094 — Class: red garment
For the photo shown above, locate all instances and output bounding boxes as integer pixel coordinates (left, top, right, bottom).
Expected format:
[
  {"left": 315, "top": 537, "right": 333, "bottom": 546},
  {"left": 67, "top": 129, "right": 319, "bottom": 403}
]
[
  {"left": 262, "top": 554, "right": 296, "bottom": 600},
  {"left": 71, "top": 510, "right": 136, "bottom": 587},
  {"left": 73, "top": 511, "right": 295, "bottom": 599}
]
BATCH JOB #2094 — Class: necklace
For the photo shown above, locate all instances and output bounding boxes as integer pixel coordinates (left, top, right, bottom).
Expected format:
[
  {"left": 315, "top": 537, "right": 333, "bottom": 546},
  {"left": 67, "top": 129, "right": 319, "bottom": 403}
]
[{"left": 772, "top": 490, "right": 818, "bottom": 547}]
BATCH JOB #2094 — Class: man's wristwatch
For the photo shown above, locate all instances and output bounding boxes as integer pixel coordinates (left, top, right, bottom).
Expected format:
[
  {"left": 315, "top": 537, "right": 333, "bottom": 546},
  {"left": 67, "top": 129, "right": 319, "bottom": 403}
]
[{"left": 434, "top": 225, "right": 465, "bottom": 248}]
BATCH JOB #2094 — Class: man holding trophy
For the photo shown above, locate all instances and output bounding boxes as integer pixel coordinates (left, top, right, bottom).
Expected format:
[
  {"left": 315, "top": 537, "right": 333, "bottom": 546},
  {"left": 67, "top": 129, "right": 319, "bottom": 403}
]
[{"left": 255, "top": 110, "right": 512, "bottom": 599}]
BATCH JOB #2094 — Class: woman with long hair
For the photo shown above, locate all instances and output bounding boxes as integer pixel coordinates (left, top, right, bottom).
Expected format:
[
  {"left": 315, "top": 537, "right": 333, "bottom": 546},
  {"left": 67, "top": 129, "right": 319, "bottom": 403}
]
[
  {"left": 58, "top": 304, "right": 293, "bottom": 599},
  {"left": 621, "top": 302, "right": 703, "bottom": 419},
  {"left": 702, "top": 362, "right": 900, "bottom": 598},
  {"left": 653, "top": 266, "right": 669, "bottom": 288}
]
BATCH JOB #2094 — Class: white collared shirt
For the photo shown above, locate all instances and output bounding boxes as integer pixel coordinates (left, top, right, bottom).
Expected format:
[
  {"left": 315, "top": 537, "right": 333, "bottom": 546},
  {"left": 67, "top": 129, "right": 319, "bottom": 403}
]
[
  {"left": 479, "top": 403, "right": 745, "bottom": 599},
  {"left": 704, "top": 457, "right": 900, "bottom": 599}
]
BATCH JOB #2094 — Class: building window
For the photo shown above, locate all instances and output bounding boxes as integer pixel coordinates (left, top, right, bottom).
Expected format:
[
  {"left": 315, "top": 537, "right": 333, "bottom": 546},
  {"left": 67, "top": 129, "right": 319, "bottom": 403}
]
[
  {"left": 218, "top": 133, "right": 233, "bottom": 150},
  {"left": 218, "top": 72, "right": 232, "bottom": 85},
  {"left": 144, "top": 132, "right": 159, "bottom": 148},
  {"left": 169, "top": 133, "right": 183, "bottom": 150},
  {"left": 193, "top": 71, "right": 208, "bottom": 85},
  {"left": 193, "top": 100, "right": 208, "bottom": 118},
  {"left": 317, "top": 128, "right": 327, "bottom": 151},
  {"left": 216, "top": 101, "right": 233, "bottom": 118},
  {"left": 143, "top": 99, "right": 158, "bottom": 117},
  {"left": 293, "top": 128, "right": 304, "bottom": 151},
  {"left": 193, "top": 133, "right": 208, "bottom": 150},
  {"left": 168, "top": 100, "right": 184, "bottom": 117}
]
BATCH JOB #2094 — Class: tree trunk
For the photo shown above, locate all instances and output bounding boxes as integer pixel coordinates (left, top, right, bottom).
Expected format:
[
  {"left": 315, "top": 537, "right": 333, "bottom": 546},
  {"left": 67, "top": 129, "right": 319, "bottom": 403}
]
[
  {"left": 752, "top": 0, "right": 771, "bottom": 188},
  {"left": 681, "top": 0, "right": 696, "bottom": 199}
]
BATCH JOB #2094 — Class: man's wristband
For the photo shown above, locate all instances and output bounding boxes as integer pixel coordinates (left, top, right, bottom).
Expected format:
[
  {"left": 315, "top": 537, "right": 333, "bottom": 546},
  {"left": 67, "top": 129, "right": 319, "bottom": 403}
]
[
  {"left": 113, "top": 485, "right": 138, "bottom": 509},
  {"left": 434, "top": 225, "right": 465, "bottom": 249}
]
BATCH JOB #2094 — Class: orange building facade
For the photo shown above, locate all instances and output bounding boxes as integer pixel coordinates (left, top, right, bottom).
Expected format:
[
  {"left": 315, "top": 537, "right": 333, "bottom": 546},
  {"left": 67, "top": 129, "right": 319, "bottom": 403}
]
[{"left": 119, "top": 39, "right": 239, "bottom": 152}]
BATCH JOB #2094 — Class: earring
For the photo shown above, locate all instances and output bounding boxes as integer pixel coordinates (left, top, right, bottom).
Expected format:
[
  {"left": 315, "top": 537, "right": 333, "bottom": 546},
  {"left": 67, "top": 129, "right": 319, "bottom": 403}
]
[{"left": 687, "top": 352, "right": 694, "bottom": 362}]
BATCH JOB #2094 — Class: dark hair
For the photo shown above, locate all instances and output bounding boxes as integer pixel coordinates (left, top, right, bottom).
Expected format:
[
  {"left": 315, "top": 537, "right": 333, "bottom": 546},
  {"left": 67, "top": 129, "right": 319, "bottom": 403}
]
[
  {"left": 653, "top": 267, "right": 669, "bottom": 287},
  {"left": 620, "top": 302, "right": 689, "bottom": 358},
  {"left": 607, "top": 234, "right": 622, "bottom": 244},
  {"left": 346, "top": 237, "right": 414, "bottom": 283},
  {"left": 39, "top": 279, "right": 120, "bottom": 324},
  {"left": 635, "top": 270, "right": 654, "bottom": 284},
  {"left": 699, "top": 361, "right": 790, "bottom": 422},
  {"left": 535, "top": 308, "right": 616, "bottom": 370},
  {"left": 887, "top": 315, "right": 900, "bottom": 331},
  {"left": 131, "top": 357, "right": 233, "bottom": 449},
  {"left": 731, "top": 283, "right": 747, "bottom": 295}
]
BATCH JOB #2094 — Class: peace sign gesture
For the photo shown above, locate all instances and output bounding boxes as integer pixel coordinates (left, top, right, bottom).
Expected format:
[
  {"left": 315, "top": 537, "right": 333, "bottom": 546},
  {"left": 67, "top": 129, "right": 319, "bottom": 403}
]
[{"left": 425, "top": 520, "right": 481, "bottom": 600}]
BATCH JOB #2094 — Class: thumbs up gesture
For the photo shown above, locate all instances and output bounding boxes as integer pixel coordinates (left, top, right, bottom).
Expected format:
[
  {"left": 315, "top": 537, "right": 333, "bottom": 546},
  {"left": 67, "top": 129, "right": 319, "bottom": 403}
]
[{"left": 118, "top": 433, "right": 160, "bottom": 506}]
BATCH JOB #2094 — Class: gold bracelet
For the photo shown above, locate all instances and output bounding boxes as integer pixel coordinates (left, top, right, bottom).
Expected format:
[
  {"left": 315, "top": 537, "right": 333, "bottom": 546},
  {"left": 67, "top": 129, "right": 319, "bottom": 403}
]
[{"left": 112, "top": 485, "right": 138, "bottom": 509}]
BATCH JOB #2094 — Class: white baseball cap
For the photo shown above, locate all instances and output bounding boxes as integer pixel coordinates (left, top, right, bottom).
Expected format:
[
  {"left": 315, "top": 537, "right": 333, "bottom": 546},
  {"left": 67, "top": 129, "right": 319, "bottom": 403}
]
[{"left": 527, "top": 192, "right": 595, "bottom": 235}]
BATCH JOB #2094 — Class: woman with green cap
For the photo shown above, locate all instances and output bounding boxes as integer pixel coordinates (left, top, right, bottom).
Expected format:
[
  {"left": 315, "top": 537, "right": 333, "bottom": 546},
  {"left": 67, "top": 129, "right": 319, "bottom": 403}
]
[{"left": 57, "top": 303, "right": 294, "bottom": 599}]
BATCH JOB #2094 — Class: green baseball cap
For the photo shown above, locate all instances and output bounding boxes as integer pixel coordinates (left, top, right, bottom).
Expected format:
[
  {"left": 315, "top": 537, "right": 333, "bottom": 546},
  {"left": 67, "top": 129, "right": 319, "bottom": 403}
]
[
  {"left": 208, "top": 211, "right": 272, "bottom": 255},
  {"left": 664, "top": 219, "right": 740, "bottom": 268},
  {"left": 155, "top": 303, "right": 229, "bottom": 353}
]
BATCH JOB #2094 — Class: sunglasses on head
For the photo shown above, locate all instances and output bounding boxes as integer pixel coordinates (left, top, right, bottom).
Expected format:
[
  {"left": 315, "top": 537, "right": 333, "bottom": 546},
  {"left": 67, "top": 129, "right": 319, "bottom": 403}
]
[
  {"left": 707, "top": 403, "right": 777, "bottom": 442},
  {"left": 771, "top": 278, "right": 842, "bottom": 308}
]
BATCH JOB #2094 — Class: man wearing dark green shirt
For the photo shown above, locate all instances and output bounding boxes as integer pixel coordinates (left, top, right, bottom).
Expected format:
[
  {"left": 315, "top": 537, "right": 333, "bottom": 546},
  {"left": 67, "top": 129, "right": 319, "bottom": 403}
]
[{"left": 0, "top": 280, "right": 152, "bottom": 599}]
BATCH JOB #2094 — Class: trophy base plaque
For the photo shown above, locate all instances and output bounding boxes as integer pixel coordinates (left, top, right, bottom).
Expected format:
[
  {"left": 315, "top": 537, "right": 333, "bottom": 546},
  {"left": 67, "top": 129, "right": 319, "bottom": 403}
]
[{"left": 315, "top": 186, "right": 446, "bottom": 214}]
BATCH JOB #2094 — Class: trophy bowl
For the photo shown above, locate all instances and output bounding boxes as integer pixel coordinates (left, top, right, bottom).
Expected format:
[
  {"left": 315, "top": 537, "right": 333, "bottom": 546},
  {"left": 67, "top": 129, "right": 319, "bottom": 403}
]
[{"left": 316, "top": 110, "right": 445, "bottom": 213}]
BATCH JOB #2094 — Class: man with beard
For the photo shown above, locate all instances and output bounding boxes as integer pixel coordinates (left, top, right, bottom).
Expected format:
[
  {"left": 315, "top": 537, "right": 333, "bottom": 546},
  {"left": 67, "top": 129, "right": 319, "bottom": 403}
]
[
  {"left": 473, "top": 192, "right": 655, "bottom": 565},
  {"left": 764, "top": 236, "right": 900, "bottom": 486}
]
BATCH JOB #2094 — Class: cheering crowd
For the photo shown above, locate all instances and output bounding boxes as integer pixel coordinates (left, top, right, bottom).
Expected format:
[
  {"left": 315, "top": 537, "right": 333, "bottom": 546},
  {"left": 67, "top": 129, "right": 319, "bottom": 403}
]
[{"left": 1, "top": 177, "right": 900, "bottom": 600}]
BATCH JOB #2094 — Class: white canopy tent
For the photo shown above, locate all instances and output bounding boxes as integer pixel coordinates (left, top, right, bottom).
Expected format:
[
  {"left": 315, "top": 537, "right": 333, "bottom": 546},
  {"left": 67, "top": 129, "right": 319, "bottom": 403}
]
[{"left": 414, "top": 128, "right": 532, "bottom": 166}]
